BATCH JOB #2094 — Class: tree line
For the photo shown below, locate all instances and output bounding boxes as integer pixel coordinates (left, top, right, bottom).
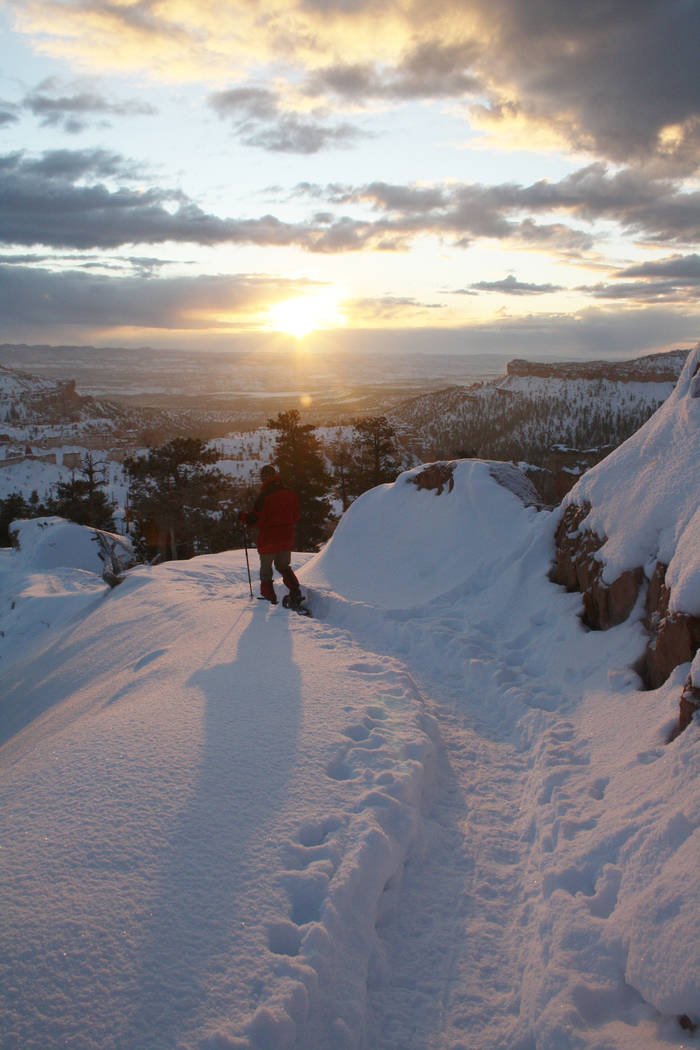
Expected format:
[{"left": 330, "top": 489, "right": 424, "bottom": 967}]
[{"left": 0, "top": 412, "right": 403, "bottom": 560}]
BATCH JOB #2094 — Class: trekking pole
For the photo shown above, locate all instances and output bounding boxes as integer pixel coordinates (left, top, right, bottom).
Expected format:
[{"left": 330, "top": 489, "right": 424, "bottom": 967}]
[{"left": 242, "top": 521, "right": 254, "bottom": 598}]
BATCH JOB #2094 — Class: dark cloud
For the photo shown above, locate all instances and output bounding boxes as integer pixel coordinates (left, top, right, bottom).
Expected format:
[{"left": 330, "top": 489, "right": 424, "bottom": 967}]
[
  {"left": 2, "top": 149, "right": 696, "bottom": 256},
  {"left": 23, "top": 78, "right": 156, "bottom": 133},
  {"left": 469, "top": 276, "right": 563, "bottom": 295},
  {"left": 0, "top": 264, "right": 313, "bottom": 330},
  {"left": 307, "top": 40, "right": 482, "bottom": 102},
  {"left": 579, "top": 253, "right": 700, "bottom": 303},
  {"left": 13, "top": 1, "right": 696, "bottom": 170},
  {"left": 0, "top": 150, "right": 312, "bottom": 250},
  {"left": 583, "top": 280, "right": 693, "bottom": 303},
  {"left": 303, "top": 1, "right": 699, "bottom": 170},
  {"left": 242, "top": 114, "right": 363, "bottom": 153},
  {"left": 0, "top": 102, "right": 19, "bottom": 128},
  {"left": 6, "top": 147, "right": 146, "bottom": 182},
  {"left": 488, "top": 0, "right": 700, "bottom": 171},
  {"left": 209, "top": 87, "right": 279, "bottom": 122},
  {"left": 209, "top": 85, "right": 364, "bottom": 153},
  {"left": 616, "top": 253, "right": 700, "bottom": 281},
  {"left": 298, "top": 164, "right": 700, "bottom": 248}
]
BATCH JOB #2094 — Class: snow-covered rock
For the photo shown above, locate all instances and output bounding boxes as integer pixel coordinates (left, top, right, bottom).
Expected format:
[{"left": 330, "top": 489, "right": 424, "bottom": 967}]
[
  {"left": 553, "top": 344, "right": 700, "bottom": 699},
  {"left": 10, "top": 516, "right": 135, "bottom": 579},
  {"left": 303, "top": 458, "right": 542, "bottom": 610}
]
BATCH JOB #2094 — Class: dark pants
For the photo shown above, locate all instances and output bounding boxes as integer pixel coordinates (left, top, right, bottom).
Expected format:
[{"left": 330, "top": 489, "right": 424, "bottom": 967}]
[{"left": 259, "top": 550, "right": 291, "bottom": 581}]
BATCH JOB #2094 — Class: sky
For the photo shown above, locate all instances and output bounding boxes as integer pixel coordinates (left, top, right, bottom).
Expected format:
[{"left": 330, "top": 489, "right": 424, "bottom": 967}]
[{"left": 0, "top": 0, "right": 698, "bottom": 358}]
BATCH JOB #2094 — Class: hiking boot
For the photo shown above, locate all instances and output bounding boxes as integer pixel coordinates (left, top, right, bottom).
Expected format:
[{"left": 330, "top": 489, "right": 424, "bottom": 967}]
[
  {"left": 282, "top": 568, "right": 302, "bottom": 603},
  {"left": 260, "top": 579, "right": 278, "bottom": 604}
]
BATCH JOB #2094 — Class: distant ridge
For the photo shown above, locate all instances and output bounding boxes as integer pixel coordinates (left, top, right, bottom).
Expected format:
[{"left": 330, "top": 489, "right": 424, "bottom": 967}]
[{"left": 507, "top": 349, "right": 689, "bottom": 383}]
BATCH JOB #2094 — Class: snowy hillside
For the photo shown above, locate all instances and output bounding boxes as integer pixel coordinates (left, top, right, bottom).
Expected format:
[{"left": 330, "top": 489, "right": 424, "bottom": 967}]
[
  {"left": 392, "top": 349, "right": 690, "bottom": 467},
  {"left": 0, "top": 364, "right": 123, "bottom": 429},
  {"left": 2, "top": 388, "right": 699, "bottom": 1049},
  {"left": 564, "top": 347, "right": 700, "bottom": 613}
]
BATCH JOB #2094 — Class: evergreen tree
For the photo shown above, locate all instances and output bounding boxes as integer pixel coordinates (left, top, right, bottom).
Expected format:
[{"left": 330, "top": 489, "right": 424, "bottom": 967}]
[
  {"left": 0, "top": 492, "right": 31, "bottom": 546},
  {"left": 328, "top": 434, "right": 354, "bottom": 512},
  {"left": 125, "top": 437, "right": 233, "bottom": 561},
  {"left": 49, "top": 454, "right": 115, "bottom": 531},
  {"left": 346, "top": 415, "right": 402, "bottom": 501},
  {"left": 267, "top": 410, "right": 333, "bottom": 550}
]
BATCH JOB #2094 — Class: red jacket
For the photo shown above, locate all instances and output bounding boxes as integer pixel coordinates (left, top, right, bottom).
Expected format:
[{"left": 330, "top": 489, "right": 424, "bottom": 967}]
[{"left": 250, "top": 476, "right": 300, "bottom": 553}]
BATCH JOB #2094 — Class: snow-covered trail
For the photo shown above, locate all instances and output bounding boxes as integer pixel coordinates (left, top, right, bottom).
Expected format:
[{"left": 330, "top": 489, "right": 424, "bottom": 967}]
[{"left": 303, "top": 502, "right": 689, "bottom": 1050}]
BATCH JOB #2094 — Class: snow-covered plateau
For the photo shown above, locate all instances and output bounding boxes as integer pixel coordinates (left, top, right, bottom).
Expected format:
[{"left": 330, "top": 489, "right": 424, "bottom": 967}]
[{"left": 1, "top": 350, "right": 699, "bottom": 1050}]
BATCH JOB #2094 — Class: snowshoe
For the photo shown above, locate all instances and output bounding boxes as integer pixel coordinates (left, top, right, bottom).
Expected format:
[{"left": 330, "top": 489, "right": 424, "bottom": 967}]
[{"left": 282, "top": 592, "right": 312, "bottom": 617}]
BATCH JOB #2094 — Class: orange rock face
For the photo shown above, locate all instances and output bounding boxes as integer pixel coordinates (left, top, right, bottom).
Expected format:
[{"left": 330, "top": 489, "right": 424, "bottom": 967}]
[{"left": 552, "top": 504, "right": 699, "bottom": 735}]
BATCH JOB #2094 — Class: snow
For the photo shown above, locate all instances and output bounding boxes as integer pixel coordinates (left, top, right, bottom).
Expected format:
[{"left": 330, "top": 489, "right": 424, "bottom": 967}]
[
  {"left": 565, "top": 345, "right": 700, "bottom": 613},
  {"left": 9, "top": 516, "right": 133, "bottom": 575},
  {"left": 303, "top": 460, "right": 540, "bottom": 609},
  {"left": 1, "top": 366, "right": 699, "bottom": 1049}
]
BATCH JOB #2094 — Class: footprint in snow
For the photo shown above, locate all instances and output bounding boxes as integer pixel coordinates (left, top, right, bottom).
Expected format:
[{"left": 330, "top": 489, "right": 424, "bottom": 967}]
[
  {"left": 297, "top": 816, "right": 342, "bottom": 848},
  {"left": 279, "top": 870, "right": 329, "bottom": 926},
  {"left": 589, "top": 777, "right": 609, "bottom": 800},
  {"left": 342, "top": 724, "right": 371, "bottom": 742},
  {"left": 267, "top": 920, "right": 302, "bottom": 957},
  {"left": 346, "top": 661, "right": 389, "bottom": 675}
]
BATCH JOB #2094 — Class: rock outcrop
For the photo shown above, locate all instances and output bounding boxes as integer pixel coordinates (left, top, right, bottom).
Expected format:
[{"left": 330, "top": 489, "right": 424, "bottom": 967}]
[
  {"left": 552, "top": 503, "right": 644, "bottom": 630},
  {"left": 553, "top": 507, "right": 700, "bottom": 734},
  {"left": 551, "top": 345, "right": 700, "bottom": 737},
  {"left": 508, "top": 350, "right": 689, "bottom": 383},
  {"left": 645, "top": 561, "right": 700, "bottom": 690}
]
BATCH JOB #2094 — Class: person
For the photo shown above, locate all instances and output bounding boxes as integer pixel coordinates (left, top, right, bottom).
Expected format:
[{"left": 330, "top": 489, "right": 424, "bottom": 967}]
[{"left": 240, "top": 464, "right": 303, "bottom": 605}]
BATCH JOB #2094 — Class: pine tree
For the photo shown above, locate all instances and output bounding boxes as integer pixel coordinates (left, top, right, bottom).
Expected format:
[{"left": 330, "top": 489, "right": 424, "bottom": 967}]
[
  {"left": 50, "top": 454, "right": 115, "bottom": 531},
  {"left": 0, "top": 492, "right": 31, "bottom": 546},
  {"left": 125, "top": 437, "right": 233, "bottom": 561},
  {"left": 346, "top": 415, "right": 402, "bottom": 501},
  {"left": 267, "top": 410, "right": 334, "bottom": 551}
]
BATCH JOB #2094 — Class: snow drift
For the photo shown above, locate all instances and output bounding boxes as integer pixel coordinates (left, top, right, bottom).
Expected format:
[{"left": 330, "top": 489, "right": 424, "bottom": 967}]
[{"left": 303, "top": 459, "right": 542, "bottom": 610}]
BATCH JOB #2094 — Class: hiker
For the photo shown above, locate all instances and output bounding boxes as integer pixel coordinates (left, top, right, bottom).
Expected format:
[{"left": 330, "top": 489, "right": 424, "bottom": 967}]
[{"left": 239, "top": 464, "right": 303, "bottom": 605}]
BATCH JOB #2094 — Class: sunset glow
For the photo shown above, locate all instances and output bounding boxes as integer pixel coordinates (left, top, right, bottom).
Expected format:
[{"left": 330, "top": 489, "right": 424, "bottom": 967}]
[
  {"left": 0, "top": 1, "right": 697, "bottom": 357},
  {"left": 267, "top": 294, "right": 346, "bottom": 340}
]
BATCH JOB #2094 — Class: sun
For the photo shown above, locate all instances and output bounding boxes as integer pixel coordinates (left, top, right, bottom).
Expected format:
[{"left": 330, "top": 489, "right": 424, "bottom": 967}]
[{"left": 266, "top": 292, "right": 345, "bottom": 339}]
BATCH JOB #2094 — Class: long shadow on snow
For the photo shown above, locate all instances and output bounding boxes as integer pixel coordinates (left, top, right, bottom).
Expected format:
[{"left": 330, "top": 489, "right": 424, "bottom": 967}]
[{"left": 123, "top": 603, "right": 301, "bottom": 1050}]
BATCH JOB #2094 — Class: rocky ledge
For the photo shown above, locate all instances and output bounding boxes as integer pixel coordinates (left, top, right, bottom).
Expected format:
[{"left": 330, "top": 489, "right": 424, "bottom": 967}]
[
  {"left": 552, "top": 503, "right": 700, "bottom": 736},
  {"left": 508, "top": 349, "right": 689, "bottom": 384}
]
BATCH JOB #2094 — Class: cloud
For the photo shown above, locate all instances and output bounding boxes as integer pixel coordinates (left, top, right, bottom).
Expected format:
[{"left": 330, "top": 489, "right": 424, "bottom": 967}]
[
  {"left": 299, "top": 164, "right": 700, "bottom": 248},
  {"left": 0, "top": 264, "right": 316, "bottom": 330},
  {"left": 22, "top": 77, "right": 156, "bottom": 133},
  {"left": 306, "top": 40, "right": 483, "bottom": 102},
  {"left": 468, "top": 275, "right": 563, "bottom": 295},
  {"left": 579, "top": 253, "right": 700, "bottom": 304},
  {"left": 1, "top": 149, "right": 696, "bottom": 259},
  {"left": 11, "top": 0, "right": 699, "bottom": 170},
  {"left": 346, "top": 295, "right": 444, "bottom": 321},
  {"left": 209, "top": 85, "right": 364, "bottom": 153},
  {"left": 0, "top": 102, "right": 20, "bottom": 127},
  {"left": 0, "top": 150, "right": 309, "bottom": 250},
  {"left": 2, "top": 147, "right": 146, "bottom": 182},
  {"left": 616, "top": 253, "right": 700, "bottom": 281}
]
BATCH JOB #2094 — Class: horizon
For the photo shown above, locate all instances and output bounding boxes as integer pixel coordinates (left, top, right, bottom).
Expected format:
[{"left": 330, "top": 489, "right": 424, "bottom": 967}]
[{"left": 0, "top": 2, "right": 698, "bottom": 359}]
